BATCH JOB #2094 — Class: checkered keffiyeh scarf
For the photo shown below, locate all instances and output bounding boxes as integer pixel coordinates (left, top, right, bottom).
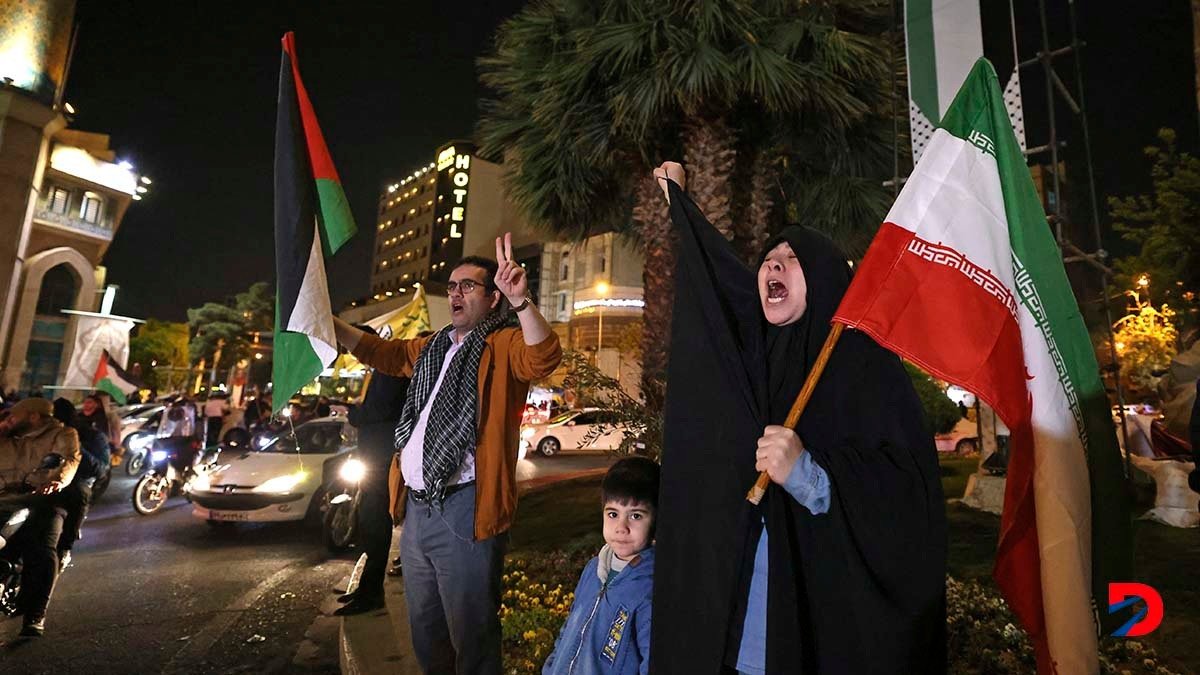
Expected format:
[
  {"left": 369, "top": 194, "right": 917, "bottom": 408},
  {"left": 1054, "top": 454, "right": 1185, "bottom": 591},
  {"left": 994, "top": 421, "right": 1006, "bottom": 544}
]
[{"left": 394, "top": 310, "right": 507, "bottom": 504}]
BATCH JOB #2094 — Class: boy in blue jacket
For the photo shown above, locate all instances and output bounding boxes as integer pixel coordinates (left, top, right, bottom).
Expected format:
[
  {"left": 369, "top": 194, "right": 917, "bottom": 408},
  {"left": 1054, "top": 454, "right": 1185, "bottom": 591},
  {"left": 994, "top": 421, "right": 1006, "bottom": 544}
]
[{"left": 543, "top": 457, "right": 658, "bottom": 675}]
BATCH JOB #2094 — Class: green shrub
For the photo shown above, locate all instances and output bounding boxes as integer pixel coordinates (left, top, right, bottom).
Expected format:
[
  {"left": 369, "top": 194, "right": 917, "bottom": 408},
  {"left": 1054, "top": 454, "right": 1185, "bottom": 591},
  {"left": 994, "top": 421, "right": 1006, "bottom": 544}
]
[{"left": 905, "top": 361, "right": 962, "bottom": 434}]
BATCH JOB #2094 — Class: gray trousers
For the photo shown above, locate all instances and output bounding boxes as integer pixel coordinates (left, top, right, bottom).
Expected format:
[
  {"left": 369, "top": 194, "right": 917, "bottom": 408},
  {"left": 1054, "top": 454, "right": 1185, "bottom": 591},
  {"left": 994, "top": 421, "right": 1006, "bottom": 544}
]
[{"left": 399, "top": 484, "right": 507, "bottom": 675}]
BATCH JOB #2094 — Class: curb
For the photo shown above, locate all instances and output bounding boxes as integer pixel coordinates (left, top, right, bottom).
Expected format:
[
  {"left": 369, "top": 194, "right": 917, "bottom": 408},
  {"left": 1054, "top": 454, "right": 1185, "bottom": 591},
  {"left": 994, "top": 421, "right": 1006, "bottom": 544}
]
[{"left": 338, "top": 468, "right": 608, "bottom": 674}]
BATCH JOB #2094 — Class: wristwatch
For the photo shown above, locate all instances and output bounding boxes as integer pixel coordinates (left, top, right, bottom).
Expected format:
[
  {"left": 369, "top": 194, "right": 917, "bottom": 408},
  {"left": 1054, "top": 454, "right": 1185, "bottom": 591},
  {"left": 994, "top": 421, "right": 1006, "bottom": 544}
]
[{"left": 512, "top": 297, "right": 532, "bottom": 312}]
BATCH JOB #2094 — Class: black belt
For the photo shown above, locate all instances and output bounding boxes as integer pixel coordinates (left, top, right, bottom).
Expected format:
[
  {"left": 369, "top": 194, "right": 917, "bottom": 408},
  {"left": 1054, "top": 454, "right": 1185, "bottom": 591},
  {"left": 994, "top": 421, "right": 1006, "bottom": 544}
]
[{"left": 408, "top": 481, "right": 474, "bottom": 504}]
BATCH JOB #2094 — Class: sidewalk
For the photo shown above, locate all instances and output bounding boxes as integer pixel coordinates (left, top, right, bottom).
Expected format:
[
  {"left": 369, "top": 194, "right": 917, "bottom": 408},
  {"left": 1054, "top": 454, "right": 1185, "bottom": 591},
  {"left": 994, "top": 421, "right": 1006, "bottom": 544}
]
[{"left": 338, "top": 468, "right": 608, "bottom": 675}]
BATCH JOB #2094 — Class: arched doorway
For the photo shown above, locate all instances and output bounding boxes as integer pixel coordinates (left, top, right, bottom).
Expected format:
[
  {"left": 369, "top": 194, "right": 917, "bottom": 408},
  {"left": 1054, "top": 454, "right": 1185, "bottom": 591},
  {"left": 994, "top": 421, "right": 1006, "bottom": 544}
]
[{"left": 19, "top": 264, "right": 78, "bottom": 394}]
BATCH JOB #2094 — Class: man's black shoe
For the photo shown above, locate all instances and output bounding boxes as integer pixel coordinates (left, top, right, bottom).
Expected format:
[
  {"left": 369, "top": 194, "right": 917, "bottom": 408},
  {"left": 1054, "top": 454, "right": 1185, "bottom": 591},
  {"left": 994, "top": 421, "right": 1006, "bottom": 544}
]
[
  {"left": 333, "top": 594, "right": 385, "bottom": 616},
  {"left": 391, "top": 555, "right": 401, "bottom": 566},
  {"left": 336, "top": 591, "right": 356, "bottom": 604},
  {"left": 20, "top": 617, "right": 45, "bottom": 637},
  {"left": 387, "top": 563, "right": 402, "bottom": 577}
]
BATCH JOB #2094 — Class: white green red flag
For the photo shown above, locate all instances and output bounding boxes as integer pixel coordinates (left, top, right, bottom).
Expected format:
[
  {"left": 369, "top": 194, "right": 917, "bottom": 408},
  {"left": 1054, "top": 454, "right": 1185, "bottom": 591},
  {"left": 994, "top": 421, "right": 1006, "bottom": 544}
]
[
  {"left": 273, "top": 32, "right": 356, "bottom": 413},
  {"left": 92, "top": 350, "right": 139, "bottom": 405},
  {"left": 834, "top": 58, "right": 1130, "bottom": 674}
]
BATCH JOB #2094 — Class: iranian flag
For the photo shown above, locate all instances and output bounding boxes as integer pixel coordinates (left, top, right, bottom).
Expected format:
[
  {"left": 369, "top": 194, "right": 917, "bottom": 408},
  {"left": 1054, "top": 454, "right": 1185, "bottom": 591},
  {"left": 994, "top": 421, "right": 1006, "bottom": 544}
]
[
  {"left": 834, "top": 58, "right": 1130, "bottom": 674},
  {"left": 93, "top": 350, "right": 139, "bottom": 405},
  {"left": 273, "top": 32, "right": 356, "bottom": 413}
]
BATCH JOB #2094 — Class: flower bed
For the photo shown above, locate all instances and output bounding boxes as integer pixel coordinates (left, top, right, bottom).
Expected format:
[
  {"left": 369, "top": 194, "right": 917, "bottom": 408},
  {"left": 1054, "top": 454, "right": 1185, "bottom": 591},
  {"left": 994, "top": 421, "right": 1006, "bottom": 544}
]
[{"left": 500, "top": 557, "right": 1182, "bottom": 675}]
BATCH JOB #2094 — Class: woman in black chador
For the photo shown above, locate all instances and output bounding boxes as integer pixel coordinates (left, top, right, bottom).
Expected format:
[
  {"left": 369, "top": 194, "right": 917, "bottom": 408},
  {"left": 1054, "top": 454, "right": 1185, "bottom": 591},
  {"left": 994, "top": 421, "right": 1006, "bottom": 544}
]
[{"left": 649, "top": 162, "right": 946, "bottom": 674}]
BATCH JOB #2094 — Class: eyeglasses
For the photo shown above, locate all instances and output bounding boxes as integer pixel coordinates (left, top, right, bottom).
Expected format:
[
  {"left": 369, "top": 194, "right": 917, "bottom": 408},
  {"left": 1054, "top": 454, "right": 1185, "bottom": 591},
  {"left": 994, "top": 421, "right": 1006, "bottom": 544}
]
[{"left": 446, "top": 279, "right": 488, "bottom": 295}]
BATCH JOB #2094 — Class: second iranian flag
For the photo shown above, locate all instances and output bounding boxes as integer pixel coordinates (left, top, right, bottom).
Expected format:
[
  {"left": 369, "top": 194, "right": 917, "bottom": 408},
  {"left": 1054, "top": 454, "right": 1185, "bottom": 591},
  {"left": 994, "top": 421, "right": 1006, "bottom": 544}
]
[{"left": 834, "top": 59, "right": 1130, "bottom": 674}]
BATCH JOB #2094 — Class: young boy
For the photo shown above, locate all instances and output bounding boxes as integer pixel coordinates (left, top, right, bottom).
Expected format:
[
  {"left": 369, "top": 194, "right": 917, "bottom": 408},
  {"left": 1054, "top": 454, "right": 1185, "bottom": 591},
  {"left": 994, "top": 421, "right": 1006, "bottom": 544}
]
[{"left": 543, "top": 457, "right": 658, "bottom": 675}]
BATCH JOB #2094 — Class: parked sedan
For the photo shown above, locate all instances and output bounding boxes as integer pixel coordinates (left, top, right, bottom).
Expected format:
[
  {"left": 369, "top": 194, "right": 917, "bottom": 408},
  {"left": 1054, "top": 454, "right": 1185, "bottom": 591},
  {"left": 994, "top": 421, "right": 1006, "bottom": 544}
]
[
  {"left": 519, "top": 408, "right": 640, "bottom": 458},
  {"left": 190, "top": 417, "right": 357, "bottom": 525}
]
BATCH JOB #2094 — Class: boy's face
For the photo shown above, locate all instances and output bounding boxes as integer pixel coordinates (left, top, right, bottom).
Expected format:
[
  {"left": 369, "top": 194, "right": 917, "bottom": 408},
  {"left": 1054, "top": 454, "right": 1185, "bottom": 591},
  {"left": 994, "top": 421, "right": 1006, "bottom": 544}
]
[{"left": 603, "top": 499, "right": 654, "bottom": 559}]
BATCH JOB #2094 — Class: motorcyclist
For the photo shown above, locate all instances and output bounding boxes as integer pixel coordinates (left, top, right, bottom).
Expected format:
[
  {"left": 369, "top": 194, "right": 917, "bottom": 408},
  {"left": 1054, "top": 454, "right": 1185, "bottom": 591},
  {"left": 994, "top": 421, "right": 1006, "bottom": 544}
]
[
  {"left": 0, "top": 397, "right": 81, "bottom": 637},
  {"left": 51, "top": 398, "right": 110, "bottom": 572}
]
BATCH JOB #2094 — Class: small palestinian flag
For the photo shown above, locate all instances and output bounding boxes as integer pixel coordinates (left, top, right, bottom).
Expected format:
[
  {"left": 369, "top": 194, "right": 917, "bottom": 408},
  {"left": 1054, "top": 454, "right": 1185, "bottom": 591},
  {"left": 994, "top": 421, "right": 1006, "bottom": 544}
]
[
  {"left": 273, "top": 32, "right": 356, "bottom": 413},
  {"left": 93, "top": 351, "right": 139, "bottom": 405}
]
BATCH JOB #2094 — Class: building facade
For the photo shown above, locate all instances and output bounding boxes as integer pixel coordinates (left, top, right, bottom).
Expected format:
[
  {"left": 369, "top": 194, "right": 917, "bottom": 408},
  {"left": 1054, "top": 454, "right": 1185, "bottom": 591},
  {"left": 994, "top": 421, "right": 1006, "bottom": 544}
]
[{"left": 0, "top": 0, "right": 141, "bottom": 393}]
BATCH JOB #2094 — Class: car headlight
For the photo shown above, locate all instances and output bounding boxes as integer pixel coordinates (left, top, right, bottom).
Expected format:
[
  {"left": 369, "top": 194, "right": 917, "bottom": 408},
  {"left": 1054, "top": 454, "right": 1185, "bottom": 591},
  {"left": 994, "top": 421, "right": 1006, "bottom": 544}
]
[
  {"left": 253, "top": 471, "right": 307, "bottom": 493},
  {"left": 254, "top": 435, "right": 276, "bottom": 449},
  {"left": 521, "top": 427, "right": 535, "bottom": 439},
  {"left": 189, "top": 474, "right": 211, "bottom": 492},
  {"left": 130, "top": 435, "right": 154, "bottom": 452},
  {"left": 338, "top": 458, "right": 366, "bottom": 483},
  {"left": 150, "top": 450, "right": 169, "bottom": 463}
]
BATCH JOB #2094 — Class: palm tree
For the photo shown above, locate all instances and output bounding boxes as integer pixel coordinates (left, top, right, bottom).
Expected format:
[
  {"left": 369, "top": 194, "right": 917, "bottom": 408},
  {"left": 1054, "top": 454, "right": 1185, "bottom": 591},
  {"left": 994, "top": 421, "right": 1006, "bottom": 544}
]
[{"left": 479, "top": 0, "right": 898, "bottom": 392}]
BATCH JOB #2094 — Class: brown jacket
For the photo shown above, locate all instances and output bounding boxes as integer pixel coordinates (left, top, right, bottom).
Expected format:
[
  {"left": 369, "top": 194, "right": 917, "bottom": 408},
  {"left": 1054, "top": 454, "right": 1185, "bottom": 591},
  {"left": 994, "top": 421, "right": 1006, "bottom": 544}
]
[
  {"left": 0, "top": 419, "right": 82, "bottom": 491},
  {"left": 352, "top": 326, "right": 562, "bottom": 540}
]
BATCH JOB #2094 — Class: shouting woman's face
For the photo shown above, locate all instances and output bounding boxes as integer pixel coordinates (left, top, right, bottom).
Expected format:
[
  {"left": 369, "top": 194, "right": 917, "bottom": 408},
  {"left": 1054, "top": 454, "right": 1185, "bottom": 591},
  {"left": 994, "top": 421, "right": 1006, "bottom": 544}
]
[{"left": 758, "top": 241, "right": 808, "bottom": 326}]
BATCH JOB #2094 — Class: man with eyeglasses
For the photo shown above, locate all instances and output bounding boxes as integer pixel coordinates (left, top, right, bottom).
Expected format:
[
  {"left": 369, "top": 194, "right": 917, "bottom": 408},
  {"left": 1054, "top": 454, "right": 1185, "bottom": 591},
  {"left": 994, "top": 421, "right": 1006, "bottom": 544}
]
[{"left": 332, "top": 233, "right": 561, "bottom": 675}]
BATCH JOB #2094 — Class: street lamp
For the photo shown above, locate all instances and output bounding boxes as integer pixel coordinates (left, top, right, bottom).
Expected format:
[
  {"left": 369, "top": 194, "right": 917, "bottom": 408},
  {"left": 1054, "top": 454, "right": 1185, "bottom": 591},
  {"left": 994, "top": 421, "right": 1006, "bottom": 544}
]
[
  {"left": 594, "top": 281, "right": 610, "bottom": 350},
  {"left": 1136, "top": 274, "right": 1150, "bottom": 289}
]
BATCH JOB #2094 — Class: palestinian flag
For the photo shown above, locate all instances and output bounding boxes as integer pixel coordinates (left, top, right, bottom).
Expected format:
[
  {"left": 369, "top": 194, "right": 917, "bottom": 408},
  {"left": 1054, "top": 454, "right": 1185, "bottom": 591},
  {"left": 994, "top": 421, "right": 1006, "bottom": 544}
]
[
  {"left": 905, "top": 0, "right": 1027, "bottom": 163},
  {"left": 833, "top": 59, "right": 1130, "bottom": 674},
  {"left": 93, "top": 350, "right": 139, "bottom": 405},
  {"left": 273, "top": 32, "right": 356, "bottom": 413}
]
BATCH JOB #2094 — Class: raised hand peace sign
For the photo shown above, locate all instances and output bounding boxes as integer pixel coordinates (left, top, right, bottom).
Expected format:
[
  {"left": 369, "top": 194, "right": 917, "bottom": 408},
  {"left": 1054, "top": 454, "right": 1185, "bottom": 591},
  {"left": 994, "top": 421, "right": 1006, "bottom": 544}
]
[{"left": 494, "top": 232, "right": 527, "bottom": 302}]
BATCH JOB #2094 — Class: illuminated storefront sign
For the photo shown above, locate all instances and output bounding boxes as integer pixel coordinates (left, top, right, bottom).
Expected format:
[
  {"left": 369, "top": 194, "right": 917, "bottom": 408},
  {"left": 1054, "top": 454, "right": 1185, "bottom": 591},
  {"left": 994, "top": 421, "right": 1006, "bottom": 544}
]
[{"left": 573, "top": 298, "right": 646, "bottom": 313}]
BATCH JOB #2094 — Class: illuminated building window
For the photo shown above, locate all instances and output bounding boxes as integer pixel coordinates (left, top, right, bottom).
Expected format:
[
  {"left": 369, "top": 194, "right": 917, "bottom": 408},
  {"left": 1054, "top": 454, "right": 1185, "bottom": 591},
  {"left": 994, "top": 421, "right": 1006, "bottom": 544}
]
[
  {"left": 80, "top": 192, "right": 104, "bottom": 224},
  {"left": 48, "top": 186, "right": 70, "bottom": 214}
]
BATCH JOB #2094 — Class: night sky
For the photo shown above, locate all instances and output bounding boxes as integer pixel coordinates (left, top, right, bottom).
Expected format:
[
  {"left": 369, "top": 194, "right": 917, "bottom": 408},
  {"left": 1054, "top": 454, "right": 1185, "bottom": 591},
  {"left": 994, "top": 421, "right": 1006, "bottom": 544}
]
[{"left": 64, "top": 2, "right": 1198, "bottom": 322}]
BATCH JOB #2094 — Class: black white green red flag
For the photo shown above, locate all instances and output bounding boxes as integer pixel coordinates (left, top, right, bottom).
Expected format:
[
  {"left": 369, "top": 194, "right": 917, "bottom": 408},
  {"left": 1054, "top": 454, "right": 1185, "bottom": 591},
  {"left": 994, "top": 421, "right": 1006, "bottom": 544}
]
[
  {"left": 93, "top": 350, "right": 139, "bottom": 405},
  {"left": 833, "top": 58, "right": 1130, "bottom": 674},
  {"left": 273, "top": 32, "right": 356, "bottom": 413}
]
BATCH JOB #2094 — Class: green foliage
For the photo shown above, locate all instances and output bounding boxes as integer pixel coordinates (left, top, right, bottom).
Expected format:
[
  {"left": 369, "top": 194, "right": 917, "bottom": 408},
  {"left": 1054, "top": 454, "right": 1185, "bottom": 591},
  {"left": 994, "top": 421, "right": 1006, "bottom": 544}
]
[
  {"left": 478, "top": 0, "right": 898, "bottom": 248},
  {"left": 561, "top": 351, "right": 662, "bottom": 460},
  {"left": 904, "top": 361, "right": 960, "bottom": 434},
  {"left": 128, "top": 319, "right": 190, "bottom": 390},
  {"left": 185, "top": 282, "right": 274, "bottom": 369},
  {"left": 1108, "top": 128, "right": 1200, "bottom": 340}
]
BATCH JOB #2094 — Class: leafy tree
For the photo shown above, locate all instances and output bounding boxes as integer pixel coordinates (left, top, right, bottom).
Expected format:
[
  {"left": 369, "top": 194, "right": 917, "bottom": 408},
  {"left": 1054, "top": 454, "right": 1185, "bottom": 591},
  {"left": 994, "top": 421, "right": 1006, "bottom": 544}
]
[
  {"left": 479, "top": 0, "right": 897, "bottom": 396},
  {"left": 1110, "top": 291, "right": 1178, "bottom": 394},
  {"left": 1107, "top": 128, "right": 1200, "bottom": 341},
  {"left": 561, "top": 350, "right": 663, "bottom": 460},
  {"left": 186, "top": 282, "right": 274, "bottom": 374},
  {"left": 903, "top": 362, "right": 960, "bottom": 435},
  {"left": 128, "top": 319, "right": 190, "bottom": 390}
]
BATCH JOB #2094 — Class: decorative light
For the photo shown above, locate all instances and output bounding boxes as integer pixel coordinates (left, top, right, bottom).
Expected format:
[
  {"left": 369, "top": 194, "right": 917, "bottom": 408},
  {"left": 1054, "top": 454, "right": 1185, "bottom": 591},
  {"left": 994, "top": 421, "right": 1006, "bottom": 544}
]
[
  {"left": 118, "top": 160, "right": 133, "bottom": 170},
  {"left": 64, "top": 102, "right": 76, "bottom": 114},
  {"left": 132, "top": 194, "right": 142, "bottom": 201},
  {"left": 254, "top": 353, "right": 263, "bottom": 360},
  {"left": 595, "top": 281, "right": 610, "bottom": 296},
  {"left": 136, "top": 186, "right": 148, "bottom": 194},
  {"left": 140, "top": 176, "right": 152, "bottom": 185},
  {"left": 1136, "top": 274, "right": 1150, "bottom": 289}
]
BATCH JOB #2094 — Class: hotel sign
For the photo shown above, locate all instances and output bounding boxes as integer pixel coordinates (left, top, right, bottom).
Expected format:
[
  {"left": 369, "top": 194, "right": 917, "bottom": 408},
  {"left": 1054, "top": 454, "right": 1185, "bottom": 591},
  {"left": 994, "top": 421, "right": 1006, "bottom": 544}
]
[{"left": 430, "top": 142, "right": 475, "bottom": 280}]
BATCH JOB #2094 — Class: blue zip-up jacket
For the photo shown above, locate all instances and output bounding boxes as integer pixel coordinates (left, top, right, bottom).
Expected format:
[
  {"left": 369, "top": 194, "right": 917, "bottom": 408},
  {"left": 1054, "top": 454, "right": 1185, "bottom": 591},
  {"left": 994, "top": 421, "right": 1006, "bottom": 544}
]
[{"left": 543, "top": 546, "right": 654, "bottom": 675}]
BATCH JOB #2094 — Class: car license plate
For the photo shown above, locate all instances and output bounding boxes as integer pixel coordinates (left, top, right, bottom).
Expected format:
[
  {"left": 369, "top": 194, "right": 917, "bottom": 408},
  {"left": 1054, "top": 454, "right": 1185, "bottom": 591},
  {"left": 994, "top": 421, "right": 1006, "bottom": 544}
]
[{"left": 209, "top": 510, "right": 249, "bottom": 522}]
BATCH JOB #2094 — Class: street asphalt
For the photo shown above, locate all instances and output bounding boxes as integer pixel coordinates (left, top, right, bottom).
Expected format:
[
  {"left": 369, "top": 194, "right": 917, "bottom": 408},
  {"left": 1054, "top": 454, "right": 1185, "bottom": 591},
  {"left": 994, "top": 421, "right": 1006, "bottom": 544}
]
[{"left": 0, "top": 452, "right": 614, "bottom": 674}]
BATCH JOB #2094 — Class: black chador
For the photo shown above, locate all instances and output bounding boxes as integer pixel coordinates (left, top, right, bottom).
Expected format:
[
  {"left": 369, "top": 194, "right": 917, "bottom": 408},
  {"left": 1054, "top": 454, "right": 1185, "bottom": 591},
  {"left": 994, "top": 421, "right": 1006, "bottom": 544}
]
[{"left": 650, "top": 180, "right": 947, "bottom": 674}]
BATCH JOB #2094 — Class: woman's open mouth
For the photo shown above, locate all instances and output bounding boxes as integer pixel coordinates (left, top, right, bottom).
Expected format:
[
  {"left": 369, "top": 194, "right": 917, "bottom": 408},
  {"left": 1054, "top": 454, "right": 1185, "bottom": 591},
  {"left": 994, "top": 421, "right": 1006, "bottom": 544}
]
[{"left": 766, "top": 280, "right": 789, "bottom": 305}]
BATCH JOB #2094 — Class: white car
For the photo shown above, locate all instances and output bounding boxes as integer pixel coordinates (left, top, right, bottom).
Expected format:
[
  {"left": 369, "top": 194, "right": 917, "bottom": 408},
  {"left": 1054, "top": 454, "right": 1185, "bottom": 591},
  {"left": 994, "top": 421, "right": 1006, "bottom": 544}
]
[
  {"left": 519, "top": 408, "right": 641, "bottom": 458},
  {"left": 190, "top": 417, "right": 357, "bottom": 524}
]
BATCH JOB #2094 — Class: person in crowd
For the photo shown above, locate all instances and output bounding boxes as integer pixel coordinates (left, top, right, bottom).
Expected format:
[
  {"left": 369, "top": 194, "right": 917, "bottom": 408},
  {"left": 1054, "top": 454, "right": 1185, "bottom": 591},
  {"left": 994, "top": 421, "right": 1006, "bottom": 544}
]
[
  {"left": 649, "top": 163, "right": 946, "bottom": 674},
  {"left": 92, "top": 391, "right": 125, "bottom": 466},
  {"left": 331, "top": 234, "right": 562, "bottom": 674},
  {"left": 543, "top": 457, "right": 658, "bottom": 675},
  {"left": 158, "top": 399, "right": 194, "bottom": 438},
  {"left": 51, "top": 398, "right": 110, "bottom": 572},
  {"left": 202, "top": 393, "right": 229, "bottom": 446},
  {"left": 316, "top": 395, "right": 332, "bottom": 419},
  {"left": 78, "top": 395, "right": 112, "bottom": 439},
  {"left": 336, "top": 325, "right": 411, "bottom": 616},
  {"left": 0, "top": 397, "right": 82, "bottom": 637}
]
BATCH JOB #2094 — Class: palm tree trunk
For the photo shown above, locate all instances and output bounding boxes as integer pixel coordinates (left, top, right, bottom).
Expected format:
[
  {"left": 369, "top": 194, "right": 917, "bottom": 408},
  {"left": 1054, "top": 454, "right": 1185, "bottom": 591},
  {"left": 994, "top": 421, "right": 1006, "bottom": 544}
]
[
  {"left": 740, "top": 150, "right": 778, "bottom": 261},
  {"left": 631, "top": 175, "right": 672, "bottom": 401},
  {"left": 683, "top": 117, "right": 737, "bottom": 241}
]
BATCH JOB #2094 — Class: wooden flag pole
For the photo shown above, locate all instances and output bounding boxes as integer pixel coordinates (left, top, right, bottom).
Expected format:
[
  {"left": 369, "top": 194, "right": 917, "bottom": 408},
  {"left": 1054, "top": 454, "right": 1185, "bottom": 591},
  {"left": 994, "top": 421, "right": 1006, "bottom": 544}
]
[{"left": 746, "top": 322, "right": 845, "bottom": 505}]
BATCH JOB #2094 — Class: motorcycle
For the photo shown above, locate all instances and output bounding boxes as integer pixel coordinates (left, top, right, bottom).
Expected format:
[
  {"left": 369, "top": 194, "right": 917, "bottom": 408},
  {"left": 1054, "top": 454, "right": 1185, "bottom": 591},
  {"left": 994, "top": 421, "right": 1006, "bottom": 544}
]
[
  {"left": 0, "top": 499, "right": 29, "bottom": 616},
  {"left": 131, "top": 437, "right": 221, "bottom": 515},
  {"left": 0, "top": 454, "right": 67, "bottom": 616},
  {"left": 322, "top": 454, "right": 366, "bottom": 553},
  {"left": 123, "top": 431, "right": 156, "bottom": 476}
]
